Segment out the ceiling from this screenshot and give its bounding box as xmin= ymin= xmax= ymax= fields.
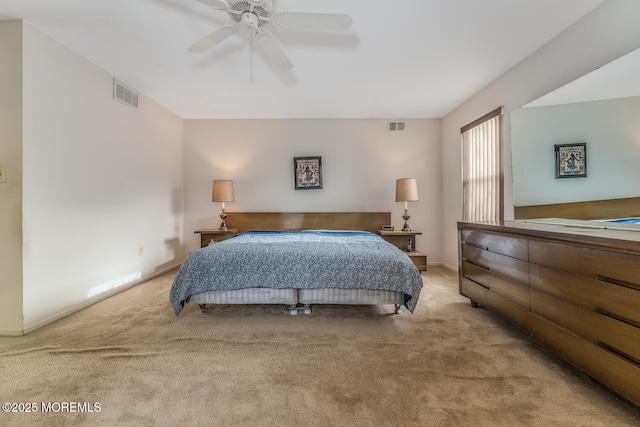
xmin=1 ymin=0 xmax=606 ymax=119
xmin=525 ymin=46 xmax=640 ymax=108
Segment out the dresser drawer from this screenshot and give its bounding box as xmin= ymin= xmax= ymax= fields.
xmin=460 ymin=277 xmax=529 ymax=331
xmin=529 ymin=240 xmax=640 ymax=287
xmin=462 ymin=261 xmax=529 ymax=309
xmin=530 ymin=264 xmax=640 ymax=325
xmin=529 ymin=314 xmax=640 ymax=406
xmin=531 ymin=288 xmax=640 ymax=363
xmin=461 ymin=229 xmax=528 ymax=260
xmin=462 ymin=244 xmax=529 ymax=286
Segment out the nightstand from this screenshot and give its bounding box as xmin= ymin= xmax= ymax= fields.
xmin=377 ymin=230 xmax=427 ymax=271
xmin=195 ymin=229 xmax=239 ymax=248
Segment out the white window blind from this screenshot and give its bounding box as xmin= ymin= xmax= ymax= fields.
xmin=462 ymin=107 xmax=502 ymax=222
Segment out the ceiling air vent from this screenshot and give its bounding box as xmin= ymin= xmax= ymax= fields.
xmin=388 ymin=121 xmax=406 ymax=132
xmin=113 ymin=79 xmax=139 ymax=110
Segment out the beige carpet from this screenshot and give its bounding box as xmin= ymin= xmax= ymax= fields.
xmin=1 ymin=267 xmax=639 ymax=426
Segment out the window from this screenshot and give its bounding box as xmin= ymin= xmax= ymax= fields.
xmin=461 ymin=107 xmax=503 ymax=222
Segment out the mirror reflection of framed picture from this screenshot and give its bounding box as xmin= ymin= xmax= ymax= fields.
xmin=294 ymin=156 xmax=322 ymax=190
xmin=555 ymin=143 xmax=587 ymax=178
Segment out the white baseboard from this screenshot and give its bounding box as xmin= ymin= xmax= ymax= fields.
xmin=22 ymin=264 xmax=181 ymax=335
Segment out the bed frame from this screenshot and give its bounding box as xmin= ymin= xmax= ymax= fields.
xmin=185 ymin=212 xmax=407 ymax=315
xmin=223 ymin=211 xmax=390 ymax=233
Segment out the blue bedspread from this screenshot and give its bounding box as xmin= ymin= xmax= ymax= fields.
xmin=605 ymin=217 xmax=640 ymax=224
xmin=170 ymin=230 xmax=423 ymax=315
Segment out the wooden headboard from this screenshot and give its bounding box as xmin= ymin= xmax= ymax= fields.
xmin=514 ymin=196 xmax=640 ymax=220
xmin=225 ymin=212 xmax=390 ymax=233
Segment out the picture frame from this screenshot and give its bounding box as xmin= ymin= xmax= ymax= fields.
xmin=294 ymin=156 xmax=323 ymax=190
xmin=555 ymin=143 xmax=587 ymax=178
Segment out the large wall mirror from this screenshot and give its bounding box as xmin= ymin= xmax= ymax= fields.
xmin=510 ymin=47 xmax=640 ymax=219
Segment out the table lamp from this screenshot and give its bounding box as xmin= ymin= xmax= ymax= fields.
xmin=212 ymin=180 xmax=234 ymax=231
xmin=395 ymin=178 xmax=419 ymax=231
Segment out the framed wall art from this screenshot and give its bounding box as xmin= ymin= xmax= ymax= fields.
xmin=294 ymin=156 xmax=322 ymax=190
xmin=555 ymin=143 xmax=587 ymax=178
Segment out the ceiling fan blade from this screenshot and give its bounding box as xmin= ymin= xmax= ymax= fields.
xmin=188 ymin=25 xmax=237 ymax=53
xmin=272 ymin=12 xmax=352 ymax=30
xmin=197 ymin=0 xmax=230 ymax=11
xmin=255 ymin=31 xmax=293 ymax=71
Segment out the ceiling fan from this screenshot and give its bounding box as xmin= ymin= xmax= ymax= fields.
xmin=189 ymin=0 xmax=352 ymax=71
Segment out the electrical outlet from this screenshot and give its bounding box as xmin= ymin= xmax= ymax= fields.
xmin=138 ymin=245 xmax=144 ymax=256
xmin=0 ymin=165 xmax=6 ymax=183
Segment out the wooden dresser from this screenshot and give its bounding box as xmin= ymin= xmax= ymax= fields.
xmin=458 ymin=220 xmax=640 ymax=406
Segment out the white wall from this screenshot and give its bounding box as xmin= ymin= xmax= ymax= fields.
xmin=441 ymin=0 xmax=640 ymax=269
xmin=0 ymin=20 xmax=24 ymax=336
xmin=20 ymin=22 xmax=184 ymax=331
xmin=511 ymin=96 xmax=640 ymax=206
xmin=183 ymin=119 xmax=443 ymax=263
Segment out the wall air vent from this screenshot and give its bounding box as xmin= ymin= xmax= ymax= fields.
xmin=388 ymin=121 xmax=406 ymax=132
xmin=113 ymin=79 xmax=139 ymax=110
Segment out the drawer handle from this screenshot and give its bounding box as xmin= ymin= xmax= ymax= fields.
xmin=596 ymin=275 xmax=640 ymax=292
xmin=598 ymin=342 xmax=640 ymax=367
xmin=463 ymin=241 xmax=489 ymax=251
xmin=463 ymin=258 xmax=490 ymax=271
xmin=596 ymin=308 xmax=640 ymax=329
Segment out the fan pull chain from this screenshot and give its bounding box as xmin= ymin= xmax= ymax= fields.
xmin=249 ymin=30 xmax=254 ymax=83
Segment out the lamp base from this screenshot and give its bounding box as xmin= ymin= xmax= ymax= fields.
xmin=219 ymin=210 xmax=228 ymax=231
xmin=402 ymin=209 xmax=411 ymax=231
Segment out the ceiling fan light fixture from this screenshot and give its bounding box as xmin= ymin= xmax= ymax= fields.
xmin=240 ymin=12 xmax=259 ymax=30
xmin=229 ymin=0 xmax=271 ymax=25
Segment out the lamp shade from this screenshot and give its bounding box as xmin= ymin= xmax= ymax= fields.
xmin=395 ymin=178 xmax=419 ymax=202
xmin=212 ymin=180 xmax=235 ymax=202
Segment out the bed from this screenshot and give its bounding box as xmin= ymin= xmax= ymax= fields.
xmin=170 ymin=212 xmax=423 ymax=316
